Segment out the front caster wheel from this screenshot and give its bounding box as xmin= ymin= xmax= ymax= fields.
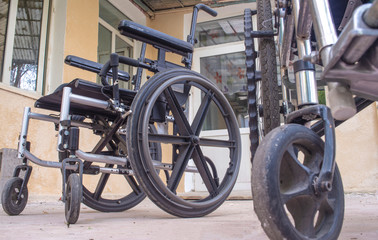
xmin=252 ymin=124 xmax=344 ymax=240
xmin=65 ymin=174 xmax=81 ymax=224
xmin=1 ymin=177 xmax=28 ymax=215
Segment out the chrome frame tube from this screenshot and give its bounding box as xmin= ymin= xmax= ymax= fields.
xmin=57 ymin=87 xmax=72 ymax=151
xmin=57 ymin=87 xmax=110 ymax=151
xmin=29 ymin=112 xmax=93 ymax=129
xmin=75 ymin=150 xmax=127 ymax=166
xmin=70 ymin=93 xmax=109 ymax=109
xmin=18 ymin=107 xmax=31 ymax=159
xmin=296 ymin=0 xmax=312 ymax=39
xmin=309 ymin=0 xmax=356 ymax=120
xmin=278 ymin=15 xmax=290 ymax=114
xmin=292 ymin=0 xmax=318 ymax=105
xmin=23 ymin=150 xmax=77 ymax=170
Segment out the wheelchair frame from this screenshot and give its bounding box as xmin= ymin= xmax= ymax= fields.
xmin=2 ymin=4 xmax=242 ymax=224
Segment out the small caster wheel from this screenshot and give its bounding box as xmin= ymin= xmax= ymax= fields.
xmin=1 ymin=177 xmax=28 ymax=215
xmin=65 ymin=174 xmax=81 ymax=224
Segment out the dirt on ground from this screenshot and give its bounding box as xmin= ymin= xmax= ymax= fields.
xmin=0 ymin=193 xmax=377 ymax=240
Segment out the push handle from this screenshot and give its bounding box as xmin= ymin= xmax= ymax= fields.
xmin=195 ymin=3 xmax=217 ymax=17
xmin=185 ymin=4 xmax=217 ymax=69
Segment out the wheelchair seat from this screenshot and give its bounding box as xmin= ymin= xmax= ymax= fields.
xmin=118 ymin=20 xmax=193 ymax=57
xmin=35 ymin=79 xmax=136 ymax=119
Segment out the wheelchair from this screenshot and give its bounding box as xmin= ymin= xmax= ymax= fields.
xmin=1 ymin=4 xmax=241 ymax=224
xmin=245 ymin=0 xmax=377 ymax=239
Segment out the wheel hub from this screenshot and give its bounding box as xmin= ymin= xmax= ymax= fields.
xmin=190 ymin=135 xmax=200 ymax=145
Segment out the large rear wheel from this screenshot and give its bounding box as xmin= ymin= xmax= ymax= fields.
xmin=127 ymin=69 xmax=241 ymax=217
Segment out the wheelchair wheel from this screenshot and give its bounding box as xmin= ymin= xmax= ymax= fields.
xmin=1 ymin=177 xmax=28 ymax=215
xmin=127 ymin=69 xmax=241 ymax=217
xmin=252 ymin=124 xmax=344 ymax=240
xmin=255 ymin=0 xmax=280 ymax=134
xmin=65 ymin=174 xmax=81 ymax=224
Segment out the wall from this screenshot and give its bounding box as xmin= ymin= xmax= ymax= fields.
xmin=0 ymin=0 xmax=100 ymax=199
xmin=335 ymin=103 xmax=378 ymax=192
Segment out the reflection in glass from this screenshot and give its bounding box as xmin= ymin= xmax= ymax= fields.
xmin=10 ymin=0 xmax=44 ymax=91
xmin=200 ymin=52 xmax=247 ymax=130
xmin=195 ymin=15 xmax=244 ymax=47
xmin=115 ymin=35 xmax=132 ymax=89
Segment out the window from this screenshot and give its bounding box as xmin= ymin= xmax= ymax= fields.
xmin=195 ymin=15 xmax=244 ymax=47
xmin=194 ymin=15 xmax=247 ymax=130
xmin=98 ymin=0 xmax=133 ymax=89
xmin=0 ymin=0 xmax=49 ymax=93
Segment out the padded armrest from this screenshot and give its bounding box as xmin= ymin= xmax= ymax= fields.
xmin=65 ymin=55 xmax=130 ymax=82
xmin=118 ymin=20 xmax=193 ymax=57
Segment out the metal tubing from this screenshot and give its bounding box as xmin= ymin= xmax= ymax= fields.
xmin=364 ymin=0 xmax=378 ymax=28
xmin=292 ymin=0 xmax=318 ymax=105
xmin=309 ymin=0 xmax=356 ymax=120
xmin=57 ymin=87 xmax=72 ymax=151
xmin=296 ymin=0 xmax=312 ymax=39
xmin=75 ymin=150 xmax=127 ymax=166
xmin=23 ymin=150 xmax=77 ymax=170
xmin=70 ymin=93 xmax=109 ymax=110
xmin=280 ymin=13 xmax=295 ymax=68
xmin=342 ymin=3 xmax=378 ymax=64
xmin=29 ymin=112 xmax=93 ymax=129
xmin=18 ymin=107 xmax=31 ymax=159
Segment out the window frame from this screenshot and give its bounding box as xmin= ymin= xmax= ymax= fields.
xmin=1 ymin=0 xmax=50 ymax=95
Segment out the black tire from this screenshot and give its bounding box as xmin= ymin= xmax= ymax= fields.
xmin=252 ymin=124 xmax=344 ymax=240
xmin=65 ymin=174 xmax=81 ymax=224
xmin=127 ymin=69 xmax=241 ymax=217
xmin=256 ymin=0 xmax=280 ymax=134
xmin=1 ymin=177 xmax=28 ymax=215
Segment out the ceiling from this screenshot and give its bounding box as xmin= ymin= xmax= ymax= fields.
xmin=130 ymin=0 xmax=254 ymax=18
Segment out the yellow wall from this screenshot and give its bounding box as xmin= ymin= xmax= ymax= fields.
xmin=335 ymin=103 xmax=378 ymax=192
xmin=0 ymin=0 xmax=100 ymax=198
xmin=63 ymin=0 xmax=99 ymax=83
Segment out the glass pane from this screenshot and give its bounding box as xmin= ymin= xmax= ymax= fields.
xmin=115 ymin=35 xmax=132 ymax=89
xmin=195 ymin=15 xmax=244 ymax=47
xmin=10 ymin=0 xmax=44 ymax=91
xmin=200 ymin=52 xmax=247 ymax=130
xmin=0 ymin=0 xmax=10 ymax=82
xmin=99 ymin=0 xmax=130 ymax=30
xmin=97 ymin=23 xmax=111 ymax=84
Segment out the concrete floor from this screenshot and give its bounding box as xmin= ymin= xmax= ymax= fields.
xmin=0 ymin=193 xmax=377 ymax=240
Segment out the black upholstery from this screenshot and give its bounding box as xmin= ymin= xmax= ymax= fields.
xmin=35 ymin=79 xmax=136 ymax=119
xmin=118 ymin=20 xmax=193 ymax=56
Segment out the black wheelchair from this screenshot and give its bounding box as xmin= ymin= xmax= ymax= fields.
xmin=1 ymin=4 xmax=241 ymax=224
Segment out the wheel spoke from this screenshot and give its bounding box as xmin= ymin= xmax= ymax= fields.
xmin=199 ymin=137 xmax=236 ymax=148
xmin=124 ymin=175 xmax=143 ymax=195
xmin=281 ymin=187 xmax=313 ymax=205
xmin=191 ymin=90 xmax=214 ymax=136
xmin=192 ymin=146 xmax=218 ymax=196
xmin=286 ymin=144 xmax=312 ymax=175
xmin=280 ymin=144 xmax=313 ymax=203
xmin=167 ymin=145 xmax=195 ymax=192
xmin=164 ymin=86 xmax=193 ymax=135
xmin=93 ymin=164 xmax=113 ymax=200
xmin=286 ymin=197 xmax=318 ymax=237
xmin=315 ymin=197 xmax=336 ymax=229
xmin=149 ymin=133 xmax=190 ymax=145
